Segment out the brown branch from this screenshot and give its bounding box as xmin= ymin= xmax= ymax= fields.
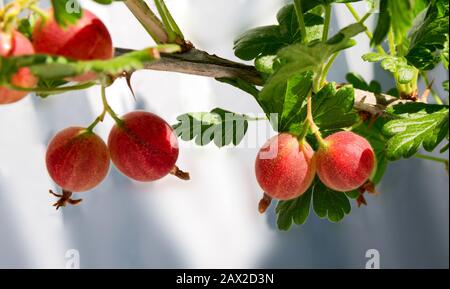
xmin=115 ymin=47 xmax=408 ymax=115
xmin=116 ymin=47 xmax=263 ymax=86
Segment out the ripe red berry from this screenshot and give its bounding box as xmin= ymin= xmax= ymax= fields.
xmin=255 ymin=133 xmax=316 ymax=201
xmin=316 ymin=131 xmax=375 ymax=192
xmin=32 ymin=9 xmax=114 ymax=61
xmin=0 ymin=30 xmax=37 ymax=104
xmin=108 ymin=111 xmax=186 ymax=182
xmin=46 ymin=127 xmax=110 ymax=192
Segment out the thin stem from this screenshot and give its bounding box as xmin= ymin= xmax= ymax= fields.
xmin=294 ymin=0 xmax=308 ymax=44
xmin=322 ymin=4 xmax=331 ymax=42
xmin=154 ymin=0 xmax=184 ymax=41
xmin=86 ymin=107 xmax=107 ymax=132
xmin=8 ymin=82 xmax=96 ymax=94
xmin=306 ymin=90 xmax=326 ymax=147
xmin=388 ymin=28 xmax=396 ymax=56
xmin=101 ymin=86 xmax=123 ymax=126
xmin=28 ymin=5 xmax=48 ymax=20
xmin=420 ymin=71 xmax=443 ymax=105
xmin=154 ymin=0 xmax=177 ymax=43
xmin=320 ymin=52 xmax=340 ymax=86
xmin=415 ymin=153 xmax=449 ymax=172
xmin=124 ymin=0 xmax=168 ymax=44
xmin=344 ymin=3 xmax=385 ymax=54
xmin=360 ymin=11 xmax=371 ymax=23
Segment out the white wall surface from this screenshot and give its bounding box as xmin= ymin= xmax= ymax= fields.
xmin=0 ymin=0 xmax=448 ymax=268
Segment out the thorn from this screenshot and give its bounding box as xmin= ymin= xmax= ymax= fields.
xmin=122 ymin=71 xmax=136 ymax=101
xmin=258 ymin=193 xmax=272 ymax=214
xmin=367 ymin=113 xmax=381 ymax=129
xmin=419 ymin=79 xmax=434 ymax=103
xmin=170 ymin=166 xmax=190 ymax=180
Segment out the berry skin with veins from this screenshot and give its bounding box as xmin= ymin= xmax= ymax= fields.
xmin=46 ymin=127 xmax=110 ymax=193
xmin=316 ymin=131 xmax=375 ymax=192
xmin=0 ymin=31 xmax=37 ymax=105
xmin=108 ymin=111 xmax=187 ymax=182
xmin=255 ymin=133 xmax=316 ymax=201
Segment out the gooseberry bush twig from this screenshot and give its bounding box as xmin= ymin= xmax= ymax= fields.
xmin=0 ymin=0 xmax=448 ymax=231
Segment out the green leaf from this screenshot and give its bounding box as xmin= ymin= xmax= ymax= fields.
xmin=276 ymin=174 xmax=358 ymax=230
xmin=278 ymin=72 xmax=313 ymax=133
xmin=277 ymin=4 xmax=325 ymax=43
xmin=371 ymin=0 xmax=390 ymax=46
xmin=443 ymin=80 xmax=449 ymax=92
xmin=406 ymin=0 xmax=449 ymax=70
xmin=440 ymin=142 xmax=449 ymax=153
xmin=17 ymin=18 xmax=33 ymax=39
xmin=260 ymin=23 xmax=365 ymax=108
xmin=387 ymin=0 xmax=415 ymax=50
xmin=51 ymin=0 xmax=83 ymax=27
xmin=173 ymin=108 xmax=249 ymax=147
xmin=254 ymin=55 xmax=278 ymax=77
xmin=233 ymin=26 xmax=285 ymax=61
xmin=312 ymin=83 xmax=358 ymax=131
xmin=346 ymin=73 xmax=369 ymax=90
xmin=383 ymin=103 xmax=449 ymax=160
xmin=352 ymin=118 xmax=389 ymax=184
xmin=276 ymin=188 xmax=313 ymax=231
xmin=362 ymin=53 xmax=418 ymax=83
xmin=312 ymin=179 xmax=352 ymax=223
xmin=233 ymin=3 xmax=326 ymax=61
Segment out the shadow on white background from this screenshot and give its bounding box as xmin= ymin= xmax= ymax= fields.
xmin=0 ymin=0 xmax=448 ymax=268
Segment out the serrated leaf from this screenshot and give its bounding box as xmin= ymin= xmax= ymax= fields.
xmin=312 ymin=83 xmax=358 ymax=131
xmin=260 ymin=23 xmax=365 ymax=109
xmin=234 ymin=3 xmax=326 ymax=61
xmin=276 ymin=188 xmax=312 ymax=231
xmin=362 ymin=53 xmax=418 ymax=83
xmin=312 ymin=179 xmax=352 ymax=223
xmin=277 ymin=4 xmax=325 ymax=43
xmin=383 ymin=103 xmax=449 ymax=160
xmin=406 ymin=0 xmax=449 ymax=70
xmin=173 ymin=108 xmax=249 ymax=147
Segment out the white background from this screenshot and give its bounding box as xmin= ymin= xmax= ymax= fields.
xmin=0 ymin=0 xmax=448 ymax=268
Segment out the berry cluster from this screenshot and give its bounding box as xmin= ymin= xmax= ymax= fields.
xmin=0 ymin=8 xmax=188 ymax=208
xmin=255 ymin=131 xmax=375 ymax=204
xmin=46 ymin=111 xmax=187 ymax=209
